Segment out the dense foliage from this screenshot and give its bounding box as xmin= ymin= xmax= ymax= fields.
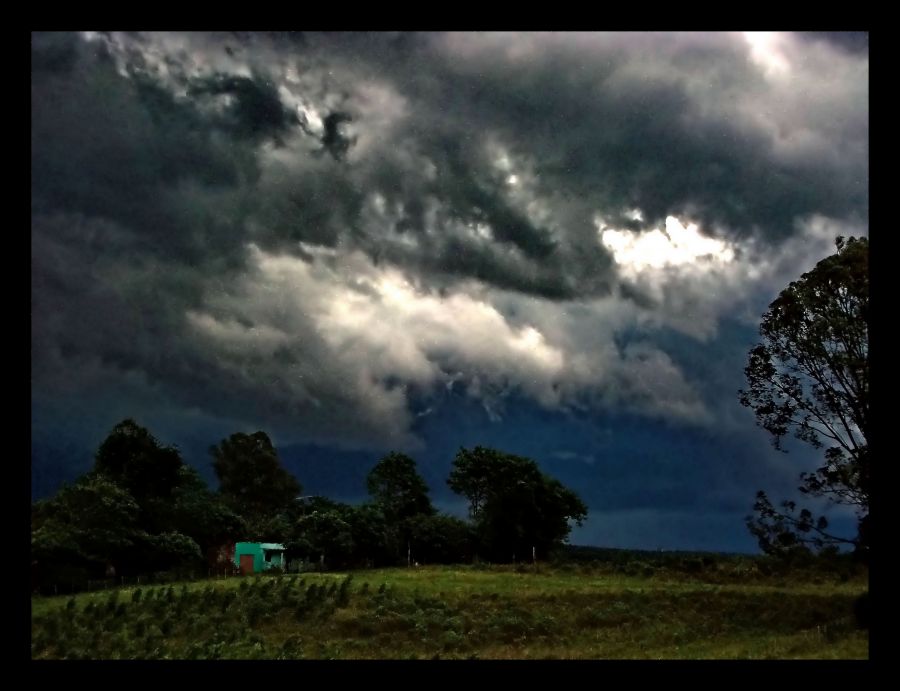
xmin=739 ymin=237 xmax=869 ymax=558
xmin=33 ymin=421 xmax=588 ymax=591
xmin=448 ymin=446 xmax=588 ymax=562
xmin=210 ymin=431 xmax=302 ymax=522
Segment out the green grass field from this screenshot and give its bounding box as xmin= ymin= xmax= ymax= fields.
xmin=30 ymin=563 xmax=868 ymax=659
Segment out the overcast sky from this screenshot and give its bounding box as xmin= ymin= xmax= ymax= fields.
xmin=31 ymin=31 xmax=868 ymax=552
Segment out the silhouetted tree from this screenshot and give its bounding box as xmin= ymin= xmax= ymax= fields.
xmin=34 ymin=422 xmax=237 ymax=586
xmin=131 ymin=531 xmax=203 ymax=576
xmin=448 ymin=446 xmax=588 ymax=562
xmin=406 ymin=514 xmax=474 ymax=565
xmin=739 ymin=236 xmax=868 ymax=558
xmin=367 ymin=452 xmax=435 ymax=522
xmin=32 ymin=474 xmax=143 ymax=585
xmin=346 ymin=503 xmax=394 ymax=567
xmin=169 ymin=465 xmax=246 ymax=560
xmin=94 ymin=419 xmax=183 ymax=513
xmin=288 ymin=509 xmax=355 ymax=569
xmin=210 ymin=431 xmax=301 ymax=526
xmin=366 ymin=452 xmax=435 ymax=564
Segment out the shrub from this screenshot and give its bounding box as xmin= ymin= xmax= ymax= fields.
xmin=306 ymin=583 xmax=320 ymax=602
xmin=244 ymin=598 xmax=266 ymax=627
xmin=281 ymin=635 xmax=302 ymax=658
xmin=337 ymin=575 xmax=353 ymax=607
xmin=682 ymin=559 xmax=704 ymax=573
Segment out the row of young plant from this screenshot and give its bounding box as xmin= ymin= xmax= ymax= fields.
xmin=33 ymin=573 xmax=480 ymax=660
xmin=32 ymin=569 xmax=867 ymax=660
xmin=31 ymin=573 xmax=600 ymax=659
xmin=32 ymin=574 xmax=358 ymax=659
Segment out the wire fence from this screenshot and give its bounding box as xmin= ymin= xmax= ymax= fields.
xmin=32 ymin=558 xmax=335 ymax=597
xmin=32 ymin=564 xmax=249 ymax=597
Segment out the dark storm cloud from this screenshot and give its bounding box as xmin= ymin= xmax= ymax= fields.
xmin=187 ymin=72 xmax=297 ymax=143
xmin=798 ymin=31 xmax=869 ymax=54
xmin=319 ymin=111 xmax=356 ymax=160
xmin=294 ymin=31 xmax=866 ymax=242
xmin=31 ymin=37 xmax=259 ymax=269
xmin=31 ymin=30 xmax=867 ymax=460
xmin=31 ymin=31 xmax=81 ymax=73
xmin=32 ymin=30 xmax=869 ymax=281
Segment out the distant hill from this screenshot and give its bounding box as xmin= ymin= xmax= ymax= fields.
xmin=558 ymin=544 xmax=753 ymax=563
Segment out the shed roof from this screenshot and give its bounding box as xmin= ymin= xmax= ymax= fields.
xmin=258 ymin=543 xmax=286 ymax=551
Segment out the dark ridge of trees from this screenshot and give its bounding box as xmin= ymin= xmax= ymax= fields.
xmin=32 ymin=420 xmax=589 ymax=592
xmin=31 ymin=419 xmax=587 ymax=589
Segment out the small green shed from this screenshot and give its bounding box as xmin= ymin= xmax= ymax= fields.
xmin=234 ymin=542 xmax=286 ymax=574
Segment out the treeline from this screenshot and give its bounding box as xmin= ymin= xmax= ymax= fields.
xmin=31 ymin=419 xmax=587 ymax=592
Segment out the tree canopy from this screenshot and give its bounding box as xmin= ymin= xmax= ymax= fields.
xmin=32 ymin=474 xmax=142 ymax=569
xmin=168 ymin=465 xmax=246 ymax=559
xmin=739 ymin=236 xmax=868 ymax=557
xmin=448 ymin=446 xmax=588 ymax=562
xmin=210 ymin=431 xmax=302 ymax=522
xmin=94 ymin=418 xmax=183 ymax=505
xmin=366 ymin=452 xmax=435 ymax=523
xmin=364 ymin=452 xmax=435 ymax=564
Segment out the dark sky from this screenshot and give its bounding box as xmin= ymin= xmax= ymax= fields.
xmin=31 ymin=31 xmax=868 ymax=553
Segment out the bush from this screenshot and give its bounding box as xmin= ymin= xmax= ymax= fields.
xmin=244 ymin=598 xmax=266 ymax=627
xmin=337 ymin=575 xmax=353 ymax=607
xmin=682 ymin=559 xmax=704 ymax=573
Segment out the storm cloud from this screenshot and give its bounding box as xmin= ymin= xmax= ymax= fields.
xmin=31 ymin=32 xmax=867 ymax=550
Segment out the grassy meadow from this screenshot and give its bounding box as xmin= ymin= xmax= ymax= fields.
xmin=31 ymin=555 xmax=868 ymax=660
